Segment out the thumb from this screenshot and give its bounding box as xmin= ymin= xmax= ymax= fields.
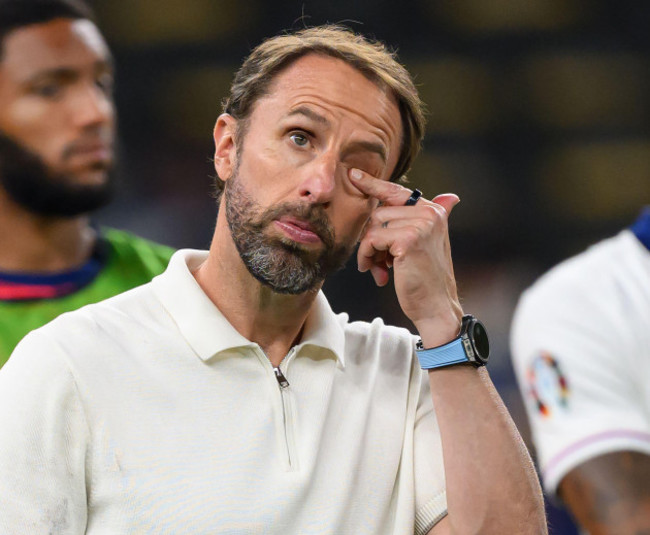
xmin=432 ymin=193 xmax=460 ymax=216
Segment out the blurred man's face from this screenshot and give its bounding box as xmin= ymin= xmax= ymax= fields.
xmin=0 ymin=17 xmax=115 ymax=216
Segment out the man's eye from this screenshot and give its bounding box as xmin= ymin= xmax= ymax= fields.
xmin=33 ymin=83 xmax=62 ymax=98
xmin=96 ymin=74 xmax=114 ymax=94
xmin=289 ymin=132 xmax=309 ymax=147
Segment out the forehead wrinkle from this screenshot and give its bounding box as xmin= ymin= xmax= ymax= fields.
xmin=270 ymin=66 xmax=398 ymax=133
xmin=254 ymin=55 xmax=402 ymax=168
xmin=286 ymin=106 xmax=330 ymax=126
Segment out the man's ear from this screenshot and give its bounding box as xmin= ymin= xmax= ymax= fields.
xmin=213 ymin=113 xmax=238 ymax=182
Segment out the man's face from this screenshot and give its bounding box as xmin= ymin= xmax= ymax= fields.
xmin=219 ymin=54 xmax=403 ymax=294
xmin=0 ymin=18 xmax=115 ymax=216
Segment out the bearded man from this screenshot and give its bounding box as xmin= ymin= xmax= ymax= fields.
xmin=0 ymin=0 xmax=173 ymax=365
xmin=0 ymin=25 xmax=546 ymax=534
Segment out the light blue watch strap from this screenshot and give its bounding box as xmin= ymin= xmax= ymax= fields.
xmin=416 ymin=338 xmax=468 ymax=369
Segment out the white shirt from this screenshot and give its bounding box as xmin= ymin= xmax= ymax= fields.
xmin=511 ymin=228 xmax=650 ymax=495
xmin=0 ymin=249 xmax=447 ymax=534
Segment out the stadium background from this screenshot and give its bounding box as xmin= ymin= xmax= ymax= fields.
xmin=90 ymin=1 xmax=650 ymax=532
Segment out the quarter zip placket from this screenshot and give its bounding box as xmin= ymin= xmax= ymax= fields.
xmin=254 ymin=346 xmax=299 ymax=471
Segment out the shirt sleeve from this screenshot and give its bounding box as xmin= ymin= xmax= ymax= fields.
xmin=412 ymin=362 xmax=448 ymax=534
xmin=0 ymin=331 xmax=89 ymax=533
xmin=510 ymin=271 xmax=650 ymax=496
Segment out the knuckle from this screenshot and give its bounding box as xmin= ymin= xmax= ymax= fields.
xmin=369 ymin=211 xmax=384 ymax=227
xmin=422 ymin=218 xmax=435 ymax=232
xmin=364 ymin=227 xmax=377 ymax=242
xmin=425 ymin=204 xmax=449 ymax=229
xmin=428 ymin=203 xmax=445 ymax=219
xmin=358 ymin=241 xmax=372 ymax=256
xmin=404 ymin=227 xmax=420 ymax=244
xmin=415 ymin=225 xmax=430 ymax=242
xmin=423 ymin=204 xmax=439 ymax=218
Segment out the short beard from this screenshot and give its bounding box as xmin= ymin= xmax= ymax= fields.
xmin=224 ymin=173 xmax=352 ymax=295
xmin=0 ymin=131 xmax=115 ymax=217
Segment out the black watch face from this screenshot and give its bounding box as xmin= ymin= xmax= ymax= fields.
xmin=471 ymin=321 xmax=490 ymax=361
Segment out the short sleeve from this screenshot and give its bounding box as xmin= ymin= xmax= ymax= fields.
xmin=412 ymin=363 xmax=447 ymax=534
xmin=0 ymin=331 xmax=89 ymax=533
xmin=510 ymin=263 xmax=650 ymax=495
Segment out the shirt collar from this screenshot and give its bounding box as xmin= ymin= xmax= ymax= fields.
xmin=0 ymin=234 xmax=109 ymax=301
xmin=151 ymin=249 xmax=345 ymax=366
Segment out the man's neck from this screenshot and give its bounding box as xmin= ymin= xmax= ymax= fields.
xmin=194 ymin=210 xmax=320 ymax=368
xmin=0 ymin=191 xmax=96 ymax=273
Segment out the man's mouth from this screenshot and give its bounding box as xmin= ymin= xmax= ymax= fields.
xmin=64 ymin=139 xmax=113 ymax=165
xmin=274 ymin=216 xmax=323 ymax=244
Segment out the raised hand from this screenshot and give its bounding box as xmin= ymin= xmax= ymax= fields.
xmin=350 ymin=168 xmax=463 ymax=344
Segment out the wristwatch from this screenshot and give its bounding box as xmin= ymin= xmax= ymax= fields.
xmin=416 ymin=314 xmax=490 ymax=369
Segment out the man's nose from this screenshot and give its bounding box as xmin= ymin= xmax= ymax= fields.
xmin=299 ymin=152 xmax=338 ymax=204
xmin=71 ymin=83 xmax=114 ymax=129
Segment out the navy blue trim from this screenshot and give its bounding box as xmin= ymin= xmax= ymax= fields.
xmin=630 ymin=206 xmax=650 ymax=252
xmin=0 ymin=235 xmax=109 ymax=288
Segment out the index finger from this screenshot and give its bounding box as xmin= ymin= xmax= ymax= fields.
xmin=349 ymin=168 xmax=413 ymax=206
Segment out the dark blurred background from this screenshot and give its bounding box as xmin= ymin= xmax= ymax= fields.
xmin=92 ymin=1 xmax=650 ymax=532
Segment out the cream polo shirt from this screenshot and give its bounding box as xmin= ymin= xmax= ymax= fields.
xmin=0 ymin=250 xmax=447 ymax=535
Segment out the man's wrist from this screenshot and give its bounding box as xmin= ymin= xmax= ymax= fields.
xmin=416 ymin=314 xmax=490 ymax=370
xmin=413 ymin=313 xmax=463 ymax=349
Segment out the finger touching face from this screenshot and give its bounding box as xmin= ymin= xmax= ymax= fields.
xmin=349 ymin=167 xmax=413 ymax=206
xmin=350 ymin=166 xmax=461 ymax=286
xmin=349 ymin=167 xmax=460 ymax=214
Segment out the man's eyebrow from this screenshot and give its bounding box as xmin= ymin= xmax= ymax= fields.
xmin=24 ymin=67 xmax=77 ymax=84
xmin=286 ymin=106 xmax=330 ymax=126
xmin=25 ymin=59 xmax=113 ymax=84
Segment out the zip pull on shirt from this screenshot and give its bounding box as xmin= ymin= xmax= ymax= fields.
xmin=274 ymin=366 xmax=290 ymax=388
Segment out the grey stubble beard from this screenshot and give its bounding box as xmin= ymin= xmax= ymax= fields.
xmin=224 ymin=172 xmax=352 ymax=295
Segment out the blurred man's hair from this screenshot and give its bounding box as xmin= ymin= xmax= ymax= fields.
xmin=0 ymin=0 xmax=95 ymax=59
xmin=219 ymin=25 xmax=425 ymax=193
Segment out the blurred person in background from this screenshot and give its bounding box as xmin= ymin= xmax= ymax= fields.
xmin=0 ymin=0 xmax=173 ymax=366
xmin=0 ymin=25 xmax=547 ymax=533
xmin=511 ymin=207 xmax=650 ymax=534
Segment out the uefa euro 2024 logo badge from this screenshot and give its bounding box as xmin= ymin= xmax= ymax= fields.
xmin=526 ymin=352 xmax=570 ymax=418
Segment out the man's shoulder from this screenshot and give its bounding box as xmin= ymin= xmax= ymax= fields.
xmin=3 ymin=281 xmax=170 ymax=401
xmin=102 ymin=227 xmax=175 ymax=270
xmin=32 ymin=280 xmax=162 ymax=349
xmin=512 ymin=229 xmax=649 ymax=360
xmin=521 ymin=230 xmax=641 ymax=310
